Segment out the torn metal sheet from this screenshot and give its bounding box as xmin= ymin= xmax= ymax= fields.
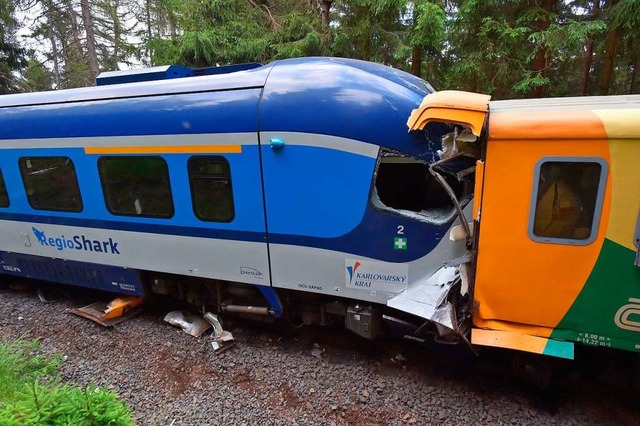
xmin=406 ymin=90 xmax=491 ymax=136
xmin=204 ymin=312 xmax=235 ymax=352
xmin=70 ymin=301 xmax=142 ymax=327
xmin=438 ymin=128 xmax=479 ymax=161
xmin=387 ymin=267 xmax=460 ymax=333
xmin=164 ymin=310 xmax=211 ymax=337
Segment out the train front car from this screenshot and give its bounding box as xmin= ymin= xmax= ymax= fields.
xmin=0 ymin=57 xmax=473 ymax=343
xmin=259 ymin=58 xmax=474 ymax=340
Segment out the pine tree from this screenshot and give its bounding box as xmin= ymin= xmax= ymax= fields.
xmin=0 ymin=0 xmax=27 ymax=94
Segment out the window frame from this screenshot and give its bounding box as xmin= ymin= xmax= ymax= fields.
xmin=528 ymin=156 xmax=608 ymax=246
xmin=18 ymin=156 xmax=83 ymax=213
xmin=97 ymin=155 xmax=175 ymax=219
xmin=187 ymin=155 xmax=235 ymax=223
xmin=0 ymin=167 xmax=9 ymax=208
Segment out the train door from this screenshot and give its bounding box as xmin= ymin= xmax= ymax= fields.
xmin=258 ymin=130 xmax=380 ymax=299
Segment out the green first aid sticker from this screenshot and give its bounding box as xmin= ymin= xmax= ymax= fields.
xmin=394 ymin=237 xmax=407 ymax=250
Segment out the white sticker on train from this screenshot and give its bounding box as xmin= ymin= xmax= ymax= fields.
xmin=345 ymin=259 xmax=408 ymax=291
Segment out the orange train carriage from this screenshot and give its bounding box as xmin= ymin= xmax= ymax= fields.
xmin=409 ymin=91 xmax=640 ymax=359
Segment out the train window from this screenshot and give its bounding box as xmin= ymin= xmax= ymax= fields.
xmin=529 ymin=157 xmax=608 ymax=245
xmin=188 ymin=156 xmax=234 ymax=222
xmin=372 ymin=151 xmax=470 ymax=225
xmin=19 ymin=157 xmax=83 ymax=212
xmin=98 ymin=156 xmax=174 ymax=218
xmin=0 ymin=168 xmax=8 ymax=207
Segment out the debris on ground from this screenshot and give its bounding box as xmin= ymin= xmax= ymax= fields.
xmin=164 ymin=310 xmax=211 ymax=337
xmin=71 ymin=296 xmax=144 ymax=326
xmin=204 ymin=312 xmax=235 ymax=352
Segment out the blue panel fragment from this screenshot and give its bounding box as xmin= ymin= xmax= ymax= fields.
xmin=96 ymin=65 xmax=193 ymax=86
xmin=194 ymin=63 xmax=262 ymax=76
xmin=0 ymin=251 xmax=143 ymax=296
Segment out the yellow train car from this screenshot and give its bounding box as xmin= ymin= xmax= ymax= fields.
xmin=409 ymin=92 xmax=640 ymax=359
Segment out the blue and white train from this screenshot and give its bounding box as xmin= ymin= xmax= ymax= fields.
xmin=0 ymin=57 xmax=470 ymax=339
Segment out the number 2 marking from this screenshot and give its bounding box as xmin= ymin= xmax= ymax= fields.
xmin=397 ymin=225 xmax=404 ymax=235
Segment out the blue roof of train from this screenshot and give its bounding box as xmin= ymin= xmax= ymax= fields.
xmin=0 ymin=57 xmax=431 ymax=108
xmin=0 ymin=57 xmax=439 ymax=158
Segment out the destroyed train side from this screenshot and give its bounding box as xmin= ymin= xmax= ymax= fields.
xmin=0 ymin=58 xmax=471 ymax=341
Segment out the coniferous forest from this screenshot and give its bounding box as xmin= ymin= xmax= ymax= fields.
xmin=1 ymin=1 xmax=639 ymax=99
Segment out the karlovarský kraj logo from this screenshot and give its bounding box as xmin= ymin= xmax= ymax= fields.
xmin=32 ymin=227 xmax=120 ymax=255
xmin=345 ymin=259 xmax=408 ymax=291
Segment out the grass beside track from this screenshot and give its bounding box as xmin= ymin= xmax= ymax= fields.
xmin=0 ymin=337 xmax=134 ymax=426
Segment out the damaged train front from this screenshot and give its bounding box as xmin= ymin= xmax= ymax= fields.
xmin=385 ymin=90 xmax=491 ymax=349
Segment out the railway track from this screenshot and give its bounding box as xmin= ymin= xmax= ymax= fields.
xmin=0 ymin=280 xmax=638 ymax=425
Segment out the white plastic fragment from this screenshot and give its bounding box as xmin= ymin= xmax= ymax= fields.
xmin=163 ymin=310 xmax=211 ymax=337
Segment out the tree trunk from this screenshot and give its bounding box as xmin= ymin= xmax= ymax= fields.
xmin=412 ymin=45 xmax=422 ymax=78
xmin=80 ymin=0 xmax=99 ymax=85
xmin=45 ymin=1 xmax=60 ymax=88
xmin=146 ymin=0 xmax=153 ymax=63
xmin=111 ymin=0 xmax=121 ymax=71
xmin=581 ymin=0 xmax=600 ymax=95
xmin=411 ymin=4 xmax=421 ymax=78
xmin=631 ymin=36 xmax=640 ymax=94
xmin=319 ymin=1 xmax=332 ymax=31
xmin=531 ymin=0 xmax=555 ymax=98
xmin=67 ymin=1 xmax=84 ymax=59
xmin=598 ymin=27 xmax=619 ymax=95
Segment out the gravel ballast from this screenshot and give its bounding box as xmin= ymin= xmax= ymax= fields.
xmin=0 ymin=285 xmax=638 ymax=425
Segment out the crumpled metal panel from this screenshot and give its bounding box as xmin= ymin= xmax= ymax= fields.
xmin=387 ymin=266 xmax=459 ymax=332
xmin=164 ymin=311 xmax=211 ymax=337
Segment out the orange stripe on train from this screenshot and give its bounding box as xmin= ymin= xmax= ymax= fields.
xmin=84 ymin=145 xmax=243 ymax=155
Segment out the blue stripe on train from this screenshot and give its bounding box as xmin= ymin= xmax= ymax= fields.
xmin=0 ymin=251 xmax=144 ymax=295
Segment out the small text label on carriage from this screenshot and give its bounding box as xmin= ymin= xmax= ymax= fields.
xmin=31 ymin=227 xmax=120 ymax=255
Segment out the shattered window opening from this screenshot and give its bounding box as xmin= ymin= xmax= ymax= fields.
xmin=372 ymin=150 xmax=472 ymax=225
xmin=530 ymin=157 xmax=607 ymax=245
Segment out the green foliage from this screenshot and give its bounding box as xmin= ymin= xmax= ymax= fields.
xmin=0 ymin=338 xmax=134 ymax=426
xmin=0 ymin=382 xmax=134 ymax=426
xmin=144 ymin=0 xmax=325 ymax=67
xmin=0 ymin=0 xmax=26 ymax=94
xmin=20 ymin=57 xmax=55 ymax=92
xmin=10 ymin=0 xmax=640 ymax=96
xmin=412 ymin=2 xmax=445 ymax=51
xmin=0 ymin=338 xmax=59 ymax=401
